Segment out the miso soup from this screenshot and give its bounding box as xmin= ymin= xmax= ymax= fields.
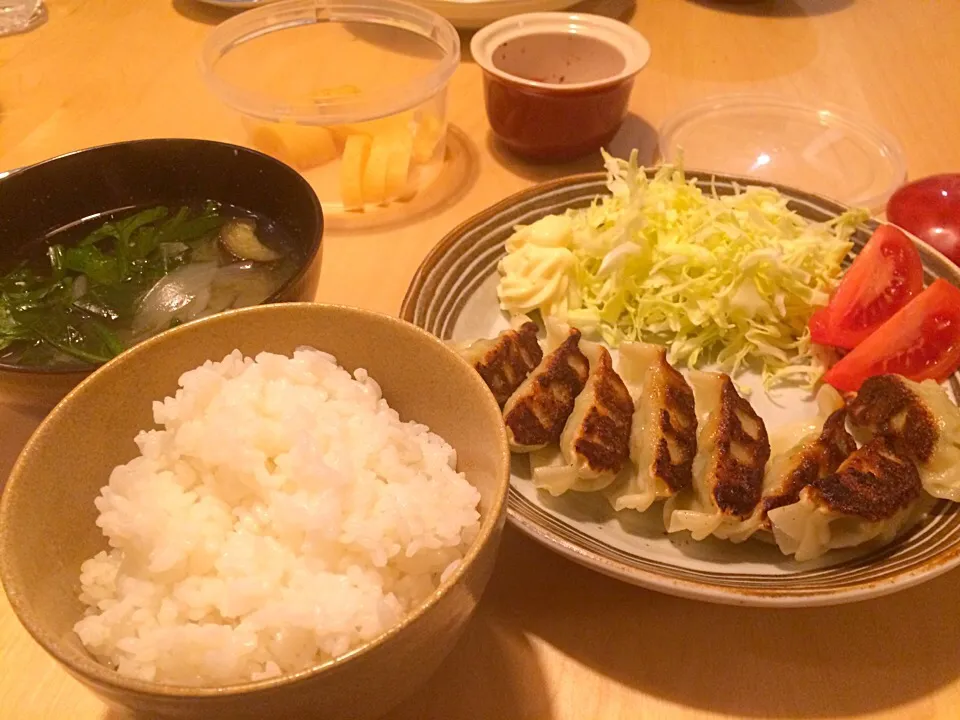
xmin=0 ymin=201 xmax=299 ymax=369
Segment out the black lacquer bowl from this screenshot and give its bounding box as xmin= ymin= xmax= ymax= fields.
xmin=0 ymin=138 xmax=323 ymax=410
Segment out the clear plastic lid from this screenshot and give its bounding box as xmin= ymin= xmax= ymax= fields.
xmin=658 ymin=95 xmax=907 ymax=212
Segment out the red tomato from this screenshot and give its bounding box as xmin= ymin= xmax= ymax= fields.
xmin=809 ymin=225 xmax=924 ymax=350
xmin=887 ymin=174 xmax=960 ymax=266
xmin=823 ymin=279 xmax=960 ymax=392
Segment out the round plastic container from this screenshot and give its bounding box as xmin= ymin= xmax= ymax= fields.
xmin=201 ymin=0 xmax=459 ymax=214
xmin=659 ymin=95 xmax=907 ymax=212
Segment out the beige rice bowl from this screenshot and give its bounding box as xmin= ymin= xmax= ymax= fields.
xmin=73 ymin=348 xmax=482 ymax=686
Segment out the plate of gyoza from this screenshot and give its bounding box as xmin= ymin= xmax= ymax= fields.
xmin=402 ymin=154 xmax=960 ymax=606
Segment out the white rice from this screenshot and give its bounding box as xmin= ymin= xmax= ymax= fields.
xmin=73 ymin=348 xmax=481 ymax=687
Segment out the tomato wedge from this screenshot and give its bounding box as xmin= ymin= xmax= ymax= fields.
xmin=809 ymin=225 xmax=924 ymax=350
xmin=823 ymin=279 xmax=960 ymax=392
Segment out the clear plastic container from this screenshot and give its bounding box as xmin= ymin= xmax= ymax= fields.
xmin=0 ymin=0 xmax=43 ymax=36
xmin=201 ymin=0 xmax=459 ymax=214
xmin=659 ymin=95 xmax=907 ymax=212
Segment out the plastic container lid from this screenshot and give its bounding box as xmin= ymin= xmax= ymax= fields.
xmin=658 ymin=95 xmax=907 ymax=212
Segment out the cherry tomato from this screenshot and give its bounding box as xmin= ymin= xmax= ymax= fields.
xmin=809 ymin=225 xmax=923 ymax=350
xmin=887 ymin=174 xmax=960 ymax=266
xmin=823 ymin=279 xmax=960 ymax=392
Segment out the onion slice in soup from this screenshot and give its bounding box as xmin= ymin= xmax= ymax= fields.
xmin=132 ymin=262 xmax=218 ymax=336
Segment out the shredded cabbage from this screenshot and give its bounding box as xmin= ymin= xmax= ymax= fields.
xmin=496 ymin=150 xmax=869 ymax=389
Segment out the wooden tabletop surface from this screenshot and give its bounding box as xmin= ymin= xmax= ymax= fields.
xmin=3 ymin=0 xmax=960 ymax=718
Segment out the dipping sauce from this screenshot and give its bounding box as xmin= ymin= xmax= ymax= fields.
xmin=491 ymin=32 xmax=626 ymax=86
xmin=471 ymin=13 xmax=651 ymax=163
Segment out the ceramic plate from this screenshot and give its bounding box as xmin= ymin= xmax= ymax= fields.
xmin=197 ymin=0 xmax=575 ymax=26
xmin=413 ymin=0 xmax=579 ymax=29
xmin=401 ymin=171 xmax=960 ymax=607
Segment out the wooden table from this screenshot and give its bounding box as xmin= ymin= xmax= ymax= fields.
xmin=3 ymin=1 xmax=960 ymax=717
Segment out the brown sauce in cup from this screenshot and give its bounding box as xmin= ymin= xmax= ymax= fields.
xmin=491 ymin=32 xmax=626 ymax=86
xmin=483 ymin=32 xmax=633 ymax=162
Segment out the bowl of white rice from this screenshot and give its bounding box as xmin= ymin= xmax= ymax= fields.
xmin=0 ymin=303 xmax=510 ymax=720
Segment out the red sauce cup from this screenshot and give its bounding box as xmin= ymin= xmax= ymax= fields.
xmin=471 ymin=13 xmax=650 ymax=163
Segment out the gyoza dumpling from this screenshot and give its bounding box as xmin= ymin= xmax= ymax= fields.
xmin=604 ymin=342 xmax=697 ymax=513
xmin=559 ymin=344 xmax=634 ymax=484
xmin=532 ymin=342 xmax=633 ymax=496
xmin=768 ymin=437 xmax=924 ymax=562
xmin=663 ymin=371 xmax=770 ymax=542
xmin=502 ymin=326 xmax=589 ymax=453
xmin=454 ymin=318 xmax=543 ymax=406
xmin=759 ymin=386 xmax=857 ymax=528
xmin=848 ymin=374 xmax=960 ymax=502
